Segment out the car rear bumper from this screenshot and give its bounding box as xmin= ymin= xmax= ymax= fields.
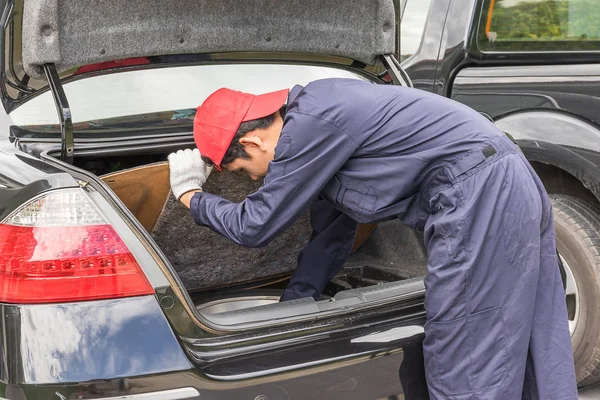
xmin=0 ymin=295 xmax=191 ymax=385
xmin=0 ymin=387 xmax=200 ymax=400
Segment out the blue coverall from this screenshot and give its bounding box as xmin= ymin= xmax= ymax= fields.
xmin=190 ymin=78 xmax=577 ymax=399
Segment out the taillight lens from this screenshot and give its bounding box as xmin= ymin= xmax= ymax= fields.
xmin=0 ymin=190 xmax=154 ymax=303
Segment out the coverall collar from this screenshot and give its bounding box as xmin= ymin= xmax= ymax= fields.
xmin=287 ymin=84 xmax=305 ymax=107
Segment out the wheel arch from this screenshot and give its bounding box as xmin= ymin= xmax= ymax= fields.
xmin=495 ymin=110 xmax=600 ymax=207
xmin=529 ymin=161 xmax=600 ymax=209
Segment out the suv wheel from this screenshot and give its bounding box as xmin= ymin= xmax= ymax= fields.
xmin=551 ymin=195 xmax=600 ymax=387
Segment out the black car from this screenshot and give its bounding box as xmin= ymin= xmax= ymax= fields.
xmin=400 ymin=0 xmax=600 ymax=389
xmin=0 ymin=0 xmax=435 ymax=398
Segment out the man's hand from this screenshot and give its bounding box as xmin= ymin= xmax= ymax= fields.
xmin=168 ymin=148 xmax=213 ymax=201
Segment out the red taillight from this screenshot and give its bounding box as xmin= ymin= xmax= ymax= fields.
xmin=0 ymin=190 xmax=153 ymax=303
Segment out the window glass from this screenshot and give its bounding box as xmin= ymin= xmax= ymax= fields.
xmin=10 ymin=64 xmax=366 ymax=128
xmin=400 ymin=0 xmax=433 ymax=62
xmin=478 ymin=0 xmax=600 ymax=52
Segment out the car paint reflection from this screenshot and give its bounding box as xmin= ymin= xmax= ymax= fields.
xmin=13 ymin=295 xmax=191 ymax=383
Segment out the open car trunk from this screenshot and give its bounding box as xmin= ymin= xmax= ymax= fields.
xmin=94 ymin=158 xmax=428 ymax=313
xmin=6 ymin=0 xmax=423 ymax=326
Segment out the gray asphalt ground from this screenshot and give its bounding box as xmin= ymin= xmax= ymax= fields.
xmin=580 ymin=384 xmax=600 ymax=399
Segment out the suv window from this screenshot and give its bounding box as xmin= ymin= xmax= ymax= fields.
xmin=478 ymin=0 xmax=600 ymax=52
xmin=400 ymin=0 xmax=433 ymax=62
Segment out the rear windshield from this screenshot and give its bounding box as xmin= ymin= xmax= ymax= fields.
xmin=478 ymin=0 xmax=600 ymax=52
xmin=10 ymin=64 xmax=367 ymax=132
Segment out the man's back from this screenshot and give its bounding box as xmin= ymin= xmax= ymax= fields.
xmin=284 ymin=78 xmax=504 ymax=223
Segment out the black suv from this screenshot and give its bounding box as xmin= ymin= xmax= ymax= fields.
xmin=399 ymin=0 xmax=600 ymax=388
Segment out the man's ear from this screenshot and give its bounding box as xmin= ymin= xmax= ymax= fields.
xmin=239 ymin=135 xmax=267 ymax=151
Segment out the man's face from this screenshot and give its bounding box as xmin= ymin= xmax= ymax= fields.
xmin=223 ymin=151 xmax=272 ymax=181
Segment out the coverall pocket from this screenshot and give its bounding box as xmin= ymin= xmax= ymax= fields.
xmin=500 ymin=181 xmax=541 ymax=272
xmin=324 ymin=175 xmax=377 ymax=218
xmin=430 ymin=306 xmax=508 ymax=395
xmin=339 ymin=187 xmax=365 ymax=211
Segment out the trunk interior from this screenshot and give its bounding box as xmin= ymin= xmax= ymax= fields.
xmin=77 ymin=153 xmax=428 ymax=317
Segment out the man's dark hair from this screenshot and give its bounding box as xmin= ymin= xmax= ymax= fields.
xmin=213 ymin=106 xmax=286 ymax=166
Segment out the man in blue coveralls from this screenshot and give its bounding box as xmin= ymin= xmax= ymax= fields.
xmin=168 ymin=78 xmax=577 ymax=399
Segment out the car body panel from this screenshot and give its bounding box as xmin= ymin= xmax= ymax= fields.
xmin=0 ymin=350 xmax=416 ymax=399
xmin=0 ymin=295 xmax=192 ymax=385
xmin=452 ymin=65 xmax=600 ymax=132
xmin=451 ymin=64 xmax=600 ymax=198
xmin=400 ymin=0 xmax=600 ymax=388
xmin=0 ymin=142 xmax=69 ymax=189
xmin=0 ymin=287 xmax=426 ymax=397
xmin=0 ymin=140 xmax=78 ymax=220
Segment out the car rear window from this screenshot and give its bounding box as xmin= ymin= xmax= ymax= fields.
xmin=477 ymin=0 xmax=600 ymax=52
xmin=9 ymin=64 xmax=367 ymax=129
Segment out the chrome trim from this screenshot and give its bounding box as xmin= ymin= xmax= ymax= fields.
xmin=197 ymin=295 xmax=281 ymax=314
xmin=80 ymin=388 xmax=200 ymax=400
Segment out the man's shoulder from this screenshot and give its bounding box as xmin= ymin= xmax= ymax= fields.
xmin=304 ymin=77 xmax=369 ymax=93
xmin=287 ymin=78 xmax=368 ymax=114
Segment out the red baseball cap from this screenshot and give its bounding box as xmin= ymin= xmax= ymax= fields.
xmin=194 ymin=87 xmax=289 ymax=169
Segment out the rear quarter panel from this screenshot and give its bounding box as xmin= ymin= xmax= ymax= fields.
xmin=451 ymin=64 xmax=600 ymax=127
xmin=451 ymin=64 xmax=600 ymax=201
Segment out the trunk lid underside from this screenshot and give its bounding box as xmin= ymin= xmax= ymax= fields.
xmin=2 ymin=0 xmax=396 ymax=113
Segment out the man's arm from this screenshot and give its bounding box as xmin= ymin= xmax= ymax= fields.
xmin=180 ymin=190 xmax=200 ymax=208
xmin=190 ymin=112 xmax=361 ymax=248
xmin=280 ymin=197 xmax=358 ymax=301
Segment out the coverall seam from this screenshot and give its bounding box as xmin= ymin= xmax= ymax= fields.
xmin=275 ymin=136 xmax=292 ymax=176
xmin=456 ymin=184 xmax=471 ymax=379
xmin=436 ymin=185 xmax=473 ymax=395
xmin=423 ymin=145 xmax=481 ymax=183
xmin=454 ymin=148 xmax=518 ymax=184
xmin=292 ymin=110 xmax=360 ymax=146
xmin=495 ymin=307 xmax=510 ymax=390
xmin=426 ymin=151 xmax=515 ymax=203
xmin=421 ymin=134 xmax=520 ymax=207
xmin=190 ymin=191 xmax=207 ymax=226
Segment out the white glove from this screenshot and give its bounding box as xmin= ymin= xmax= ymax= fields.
xmin=168 ymin=149 xmax=213 ymax=200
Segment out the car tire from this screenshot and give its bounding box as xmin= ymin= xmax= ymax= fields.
xmin=551 ymin=194 xmax=600 ymax=387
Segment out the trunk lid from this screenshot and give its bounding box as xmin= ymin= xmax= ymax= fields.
xmin=1 ymin=0 xmax=398 ymax=113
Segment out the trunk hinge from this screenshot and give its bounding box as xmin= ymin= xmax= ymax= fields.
xmin=43 ymin=63 xmax=74 ymax=164
xmin=380 ymin=54 xmax=413 ymax=88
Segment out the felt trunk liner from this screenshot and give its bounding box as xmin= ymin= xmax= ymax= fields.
xmin=151 ymin=194 xmax=312 ymax=292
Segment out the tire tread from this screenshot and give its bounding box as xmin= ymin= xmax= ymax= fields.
xmin=550 ymin=195 xmax=600 ymax=387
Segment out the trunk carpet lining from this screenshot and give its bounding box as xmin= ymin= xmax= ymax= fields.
xmin=151 ymin=171 xmax=312 ymax=291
